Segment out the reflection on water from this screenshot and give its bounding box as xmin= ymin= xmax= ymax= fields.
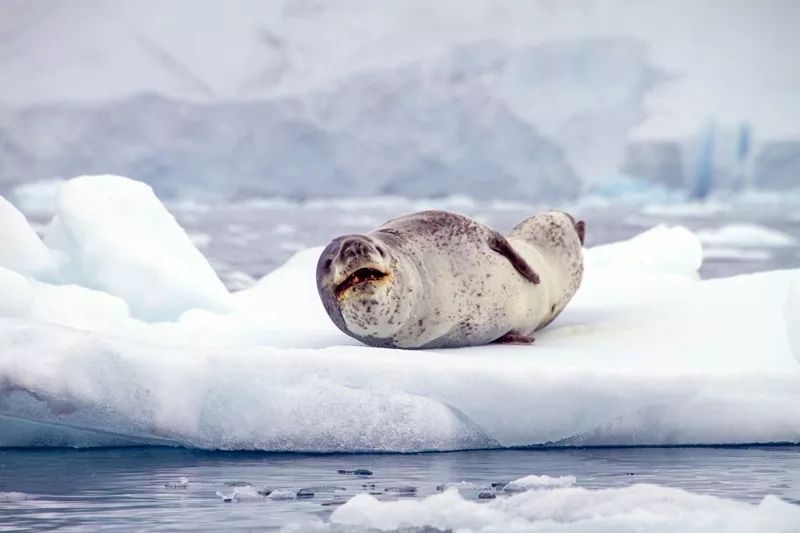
xmin=1 ymin=447 xmax=799 ymax=531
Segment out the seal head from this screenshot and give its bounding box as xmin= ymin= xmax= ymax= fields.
xmin=316 ymin=233 xmax=417 ymax=346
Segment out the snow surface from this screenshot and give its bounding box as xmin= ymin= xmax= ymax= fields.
xmin=0 ymin=175 xmax=798 ymax=451
xmin=787 ymin=273 xmax=800 ymax=364
xmin=42 ymin=175 xmax=232 ymax=321
xmin=0 ymin=196 xmax=57 ymax=280
xmin=288 ymin=484 xmax=800 ymax=533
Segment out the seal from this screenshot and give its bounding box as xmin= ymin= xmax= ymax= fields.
xmin=316 ymin=210 xmax=585 ymax=349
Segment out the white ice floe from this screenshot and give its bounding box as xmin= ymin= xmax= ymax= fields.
xmin=503 ymin=474 xmax=576 ymax=492
xmin=0 ymin=175 xmax=798 ymax=451
xmin=696 ymin=223 xmax=797 ymax=248
xmin=786 ymin=273 xmax=800 ymax=363
xmin=291 ymin=484 xmax=800 ymax=533
xmin=42 ymin=175 xmax=231 ymax=321
xmin=0 ymin=196 xmax=57 ymax=280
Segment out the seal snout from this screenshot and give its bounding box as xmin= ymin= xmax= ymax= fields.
xmin=320 ymin=235 xmax=390 ymax=298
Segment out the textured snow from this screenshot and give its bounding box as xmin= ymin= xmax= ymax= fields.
xmin=787 ymin=274 xmax=800 ymax=364
xmin=697 ymin=223 xmax=797 ymax=248
xmin=0 ymin=176 xmax=798 ymax=451
xmin=299 ymin=484 xmax=800 ymax=533
xmin=43 ymin=175 xmax=231 ymax=321
xmin=0 ymin=196 xmax=57 ymax=279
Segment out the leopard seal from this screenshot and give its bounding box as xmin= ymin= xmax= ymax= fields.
xmin=316 ymin=210 xmax=585 ymax=349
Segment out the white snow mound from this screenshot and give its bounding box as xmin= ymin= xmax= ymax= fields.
xmin=0 ymin=175 xmax=798 ymax=451
xmin=787 ymin=273 xmax=800 ymax=363
xmin=0 ymin=196 xmax=57 ymax=279
xmin=43 ymin=175 xmax=231 ymax=321
xmin=307 ymin=485 xmax=800 ymax=533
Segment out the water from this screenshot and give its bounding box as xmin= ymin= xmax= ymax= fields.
xmin=1 ymin=447 xmax=799 ymax=531
xmin=160 ymin=198 xmax=800 ymax=289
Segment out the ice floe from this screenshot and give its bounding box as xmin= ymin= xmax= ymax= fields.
xmin=43 ymin=175 xmax=231 ymax=321
xmin=292 ymin=484 xmax=800 ymax=533
xmin=0 ymin=175 xmax=798 ymax=451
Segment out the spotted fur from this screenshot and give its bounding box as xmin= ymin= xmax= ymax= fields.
xmin=316 ymin=210 xmax=584 ymax=349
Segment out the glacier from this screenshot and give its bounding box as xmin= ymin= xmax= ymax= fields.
xmin=0 ymin=175 xmax=798 ymax=451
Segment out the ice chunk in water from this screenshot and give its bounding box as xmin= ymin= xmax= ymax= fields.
xmin=323 ymin=485 xmax=800 ymax=532
xmin=267 ymin=489 xmax=296 ymax=500
xmin=504 ymin=474 xmax=577 ymax=492
xmin=0 ymin=492 xmax=34 ymax=502
xmin=43 ymin=175 xmax=231 ymax=321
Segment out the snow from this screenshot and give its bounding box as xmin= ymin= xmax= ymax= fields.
xmin=0 ymin=268 xmax=32 ymax=318
xmin=302 ymin=484 xmax=800 ymax=533
xmin=43 ymin=176 xmax=231 ymax=321
xmin=696 ymin=223 xmax=797 ymax=248
xmin=0 ymin=196 xmax=57 ymax=280
xmin=0 ymin=175 xmax=798 ymax=451
xmin=787 ymin=274 xmax=800 ymax=363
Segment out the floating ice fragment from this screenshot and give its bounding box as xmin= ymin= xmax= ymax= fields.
xmin=296 ymin=488 xmax=315 ymax=498
xmin=215 ymin=491 xmax=236 ymax=503
xmin=0 ymin=491 xmax=34 ymax=501
xmin=504 ymin=474 xmax=577 ymax=492
xmin=267 ymin=489 xmax=296 ymax=500
xmin=164 ymin=476 xmax=190 ymax=489
xmin=324 ymin=484 xmax=800 ymax=532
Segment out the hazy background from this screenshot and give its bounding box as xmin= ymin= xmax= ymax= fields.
xmin=1 ymin=0 xmax=798 ymax=201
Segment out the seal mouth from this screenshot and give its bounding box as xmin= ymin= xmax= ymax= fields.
xmin=335 ymin=267 xmax=387 ymax=297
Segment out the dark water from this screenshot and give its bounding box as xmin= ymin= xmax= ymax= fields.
xmin=1 ymin=446 xmax=799 ymax=532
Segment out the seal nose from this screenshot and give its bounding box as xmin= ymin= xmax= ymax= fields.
xmin=339 ymin=236 xmax=376 ymax=259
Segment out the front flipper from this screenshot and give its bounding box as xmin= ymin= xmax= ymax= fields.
xmin=488 ymin=233 xmax=540 ymax=284
xmin=492 ymin=332 xmax=536 ymax=344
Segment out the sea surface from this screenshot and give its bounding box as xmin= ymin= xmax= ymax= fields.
xmin=3 ymin=196 xmax=800 ymax=531
xmin=2 ymin=446 xmax=799 ymax=532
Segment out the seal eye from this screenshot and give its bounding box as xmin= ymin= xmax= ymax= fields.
xmin=324 ymin=259 xmax=333 ymax=270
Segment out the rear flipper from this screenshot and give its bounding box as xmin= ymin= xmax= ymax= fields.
xmin=488 ymin=232 xmax=540 ymax=284
xmin=492 ymin=332 xmax=535 ymax=345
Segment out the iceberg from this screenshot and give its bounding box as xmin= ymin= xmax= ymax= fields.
xmin=0 ymin=175 xmax=798 ymax=451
